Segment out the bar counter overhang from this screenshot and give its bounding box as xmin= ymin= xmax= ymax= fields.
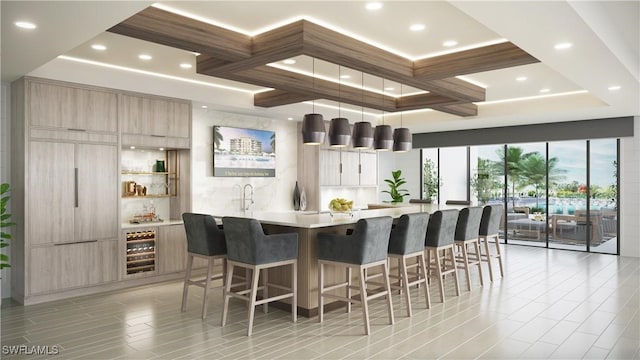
xmin=213 ymin=204 xmax=460 ymax=317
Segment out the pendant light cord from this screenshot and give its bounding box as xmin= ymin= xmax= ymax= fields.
xmin=312 ymin=58 xmax=316 ymax=113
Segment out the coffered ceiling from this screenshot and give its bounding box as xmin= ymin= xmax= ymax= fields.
xmin=2 ymin=1 xmax=638 ymax=133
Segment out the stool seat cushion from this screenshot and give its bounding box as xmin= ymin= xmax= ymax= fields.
xmin=222 ymin=217 xmax=298 ymax=265
xmin=480 ymin=204 xmax=503 ymax=236
xmin=318 ymin=217 xmax=392 ymax=265
xmin=454 ymin=207 xmax=483 ymax=241
xmin=425 ymin=209 xmax=459 ymax=248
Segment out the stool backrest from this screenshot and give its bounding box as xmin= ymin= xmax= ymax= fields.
xmin=352 ymin=216 xmax=393 ymax=263
xmin=389 ymin=213 xmax=430 ymax=255
xmin=182 ymin=213 xmax=226 ymax=256
xmin=454 ymin=207 xmax=483 ymax=241
xmin=221 ymin=217 xmax=265 ymax=264
xmin=425 ymin=209 xmax=459 ymax=247
xmin=479 ymin=204 xmax=504 ymax=236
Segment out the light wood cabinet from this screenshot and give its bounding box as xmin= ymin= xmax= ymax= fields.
xmin=29 ymin=240 xmax=118 ymax=294
xmin=120 ymin=94 xmax=190 ymax=139
xmin=157 ymin=224 xmax=207 ymax=274
xmin=319 ymin=149 xmax=341 ymax=186
xmin=28 ymin=141 xmax=118 ymax=245
xmin=28 ymin=80 xmax=117 ymax=132
xmin=341 ymin=151 xmax=360 ymax=186
xmin=359 ymin=152 xmax=378 ymax=185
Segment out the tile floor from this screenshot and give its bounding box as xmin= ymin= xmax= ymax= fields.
xmin=1 ymin=245 xmax=639 ymax=359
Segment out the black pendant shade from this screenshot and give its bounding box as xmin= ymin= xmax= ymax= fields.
xmin=328 ymin=117 xmax=351 ymax=147
xmin=301 ymin=113 xmax=326 ymax=145
xmin=373 ymin=124 xmax=393 ymax=151
xmin=352 ymin=121 xmax=374 ymax=149
xmin=392 ymin=127 xmax=412 ymax=152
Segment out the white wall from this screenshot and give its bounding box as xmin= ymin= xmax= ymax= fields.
xmin=377 ymin=149 xmax=421 ymax=203
xmin=619 ymin=116 xmax=640 ymax=258
xmin=1 ymin=82 xmax=12 ymax=298
xmin=191 ymin=108 xmax=299 ymax=214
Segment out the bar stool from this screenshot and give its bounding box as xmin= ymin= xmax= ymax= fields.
xmin=454 ymin=207 xmax=484 ymax=291
xmin=181 ymin=213 xmax=227 ymax=319
xmin=424 ymin=209 xmax=460 ymax=303
xmin=317 ymin=216 xmax=394 ymax=335
xmin=479 ymin=204 xmax=505 ymax=281
xmin=388 ymin=213 xmax=431 ymax=317
xmin=221 ymin=217 xmax=298 ymax=336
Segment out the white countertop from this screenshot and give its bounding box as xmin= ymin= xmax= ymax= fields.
xmin=121 ymin=219 xmax=184 ymax=230
xmin=211 ymin=204 xmax=462 ymax=229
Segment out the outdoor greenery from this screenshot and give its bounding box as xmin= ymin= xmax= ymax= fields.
xmin=1 ymin=183 xmax=15 ymax=269
xmin=213 ymin=126 xmax=224 ymax=150
xmin=422 ymin=158 xmax=438 ymax=201
xmin=383 ymin=170 xmax=410 ymax=203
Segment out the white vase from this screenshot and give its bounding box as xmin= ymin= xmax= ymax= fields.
xmin=300 ymin=186 xmax=307 ymax=211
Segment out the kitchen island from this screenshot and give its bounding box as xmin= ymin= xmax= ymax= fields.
xmin=212 ymin=203 xmax=461 ymax=316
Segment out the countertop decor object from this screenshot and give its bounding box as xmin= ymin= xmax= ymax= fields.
xmin=300 ymin=185 xmax=307 ymax=211
xmin=293 ymin=181 xmax=301 ymax=211
xmin=382 ymin=170 xmax=409 ymax=203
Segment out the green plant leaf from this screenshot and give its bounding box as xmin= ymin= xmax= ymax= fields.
xmin=0 ymin=183 xmax=9 ymax=194
xmin=0 ymin=264 xmax=11 ymax=269
xmin=1 ymin=214 xmax=11 ymax=221
xmin=0 ymin=253 xmax=8 ymax=261
xmin=0 ymin=232 xmax=11 ymax=239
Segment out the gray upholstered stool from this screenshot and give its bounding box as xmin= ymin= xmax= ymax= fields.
xmin=479 ymin=205 xmax=504 ymax=281
xmin=181 ymin=213 xmax=227 ymax=319
xmin=424 ymin=209 xmax=460 ymax=303
xmin=454 ymin=207 xmax=484 ymax=291
xmin=221 ymin=217 xmax=298 ymax=336
xmin=317 ymin=216 xmax=394 ymax=335
xmin=388 ymin=213 xmax=431 ymax=317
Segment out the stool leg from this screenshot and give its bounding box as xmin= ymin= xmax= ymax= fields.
xmin=202 ymin=257 xmax=214 ymax=319
xmin=461 ymin=243 xmax=471 ymax=291
xmin=292 ymin=261 xmax=297 ymax=323
xmin=346 ymin=267 xmax=352 ymax=313
xmin=481 ymin=236 xmax=494 ymax=281
xmin=221 ymin=262 xmax=235 ymax=327
xmin=359 ymin=266 xmax=370 ymax=335
xmin=449 ymin=247 xmax=461 ymax=296
xmin=494 ymin=235 xmax=504 ymax=277
xmin=419 ymin=253 xmax=431 ymax=309
xmin=247 ymin=267 xmax=261 ymax=336
xmin=181 ymin=254 xmax=194 ymax=312
xmin=263 ymin=269 xmax=269 ymax=314
xmin=382 ymin=262 xmax=394 ymax=325
xmin=318 ymin=262 xmax=324 ymax=323
xmin=434 ymin=249 xmax=445 ymax=302
xmin=400 ymin=257 xmax=411 ymax=317
xmin=474 ymin=240 xmax=484 ymax=286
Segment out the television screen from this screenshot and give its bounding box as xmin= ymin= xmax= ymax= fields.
xmin=213 ymin=126 xmax=276 ymax=177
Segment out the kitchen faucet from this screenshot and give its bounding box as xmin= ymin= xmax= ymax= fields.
xmin=242 ymin=184 xmax=254 ymax=211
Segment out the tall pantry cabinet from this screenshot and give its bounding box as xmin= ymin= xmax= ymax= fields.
xmin=11 ymin=78 xmax=120 ymax=302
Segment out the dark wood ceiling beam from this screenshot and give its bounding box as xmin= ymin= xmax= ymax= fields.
xmin=413 ymin=42 xmax=539 ymax=80
xmin=430 ymin=102 xmax=478 ymax=117
xmin=107 ymin=7 xmax=252 ymax=62
xmin=254 ymin=90 xmax=316 ymax=108
xmin=396 ymin=93 xmax=462 ymax=111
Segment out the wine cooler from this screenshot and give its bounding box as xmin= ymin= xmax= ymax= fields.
xmin=125 ymin=229 xmax=156 ymax=275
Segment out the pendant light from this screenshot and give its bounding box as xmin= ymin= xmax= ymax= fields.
xmin=352 ymin=72 xmax=373 ymax=149
xmin=393 ymin=84 xmax=412 ymax=152
xmin=329 ymin=65 xmax=351 ymax=147
xmin=302 ymin=58 xmax=326 ymax=145
xmin=374 ymin=79 xmax=393 ymax=151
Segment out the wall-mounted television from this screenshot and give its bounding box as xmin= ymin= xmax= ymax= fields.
xmin=213 ymin=126 xmax=276 ymax=177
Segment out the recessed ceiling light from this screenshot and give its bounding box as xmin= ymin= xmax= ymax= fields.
xmin=443 ymin=40 xmax=458 ymax=47
xmin=14 ymin=21 xmax=36 ymax=29
xmin=201 ymin=105 xmax=208 ymax=109
xmin=159 ymin=147 xmax=165 ymax=151
xmin=191 ymin=51 xmax=201 ymax=56
xmin=91 ymin=44 xmax=107 ymax=51
xmin=539 ymin=88 xmax=550 ymax=93
xmin=283 ymin=59 xmax=296 ymax=65
xmin=554 ymin=42 xmax=573 ymax=50
xmin=410 ymin=24 xmax=426 ymax=32
xmin=130 ymin=146 xmax=136 ymax=150
xmin=138 ymin=54 xmax=152 ymax=60
xmin=384 ymin=87 xmax=395 ymax=91
xmin=366 ymin=2 xmax=383 ymax=10
xmin=608 ymin=85 xmax=621 ymax=91
xmin=516 ymin=76 xmax=528 ymax=82
xmin=179 ymin=63 xmax=192 ymax=69
xmin=287 ymin=117 xmax=294 ymax=121
xmin=340 ymin=74 xmax=351 ymax=79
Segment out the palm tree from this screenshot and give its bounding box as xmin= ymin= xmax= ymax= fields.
xmin=514 ymin=153 xmax=567 ymax=208
xmin=270 ymin=132 xmax=276 ymax=153
xmin=213 ymin=126 xmax=224 ymax=150
xmin=495 ymin=146 xmax=532 ymax=208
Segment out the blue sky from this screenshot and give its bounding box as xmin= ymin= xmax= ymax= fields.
xmin=215 ymin=126 xmax=274 ymax=152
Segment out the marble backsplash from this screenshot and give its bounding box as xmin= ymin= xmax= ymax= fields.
xmin=191 ymin=108 xmax=299 ymax=214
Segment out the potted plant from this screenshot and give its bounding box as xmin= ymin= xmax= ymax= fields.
xmin=382 ymin=170 xmax=409 ymax=203
xmin=1 ymin=183 xmax=15 ymax=270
